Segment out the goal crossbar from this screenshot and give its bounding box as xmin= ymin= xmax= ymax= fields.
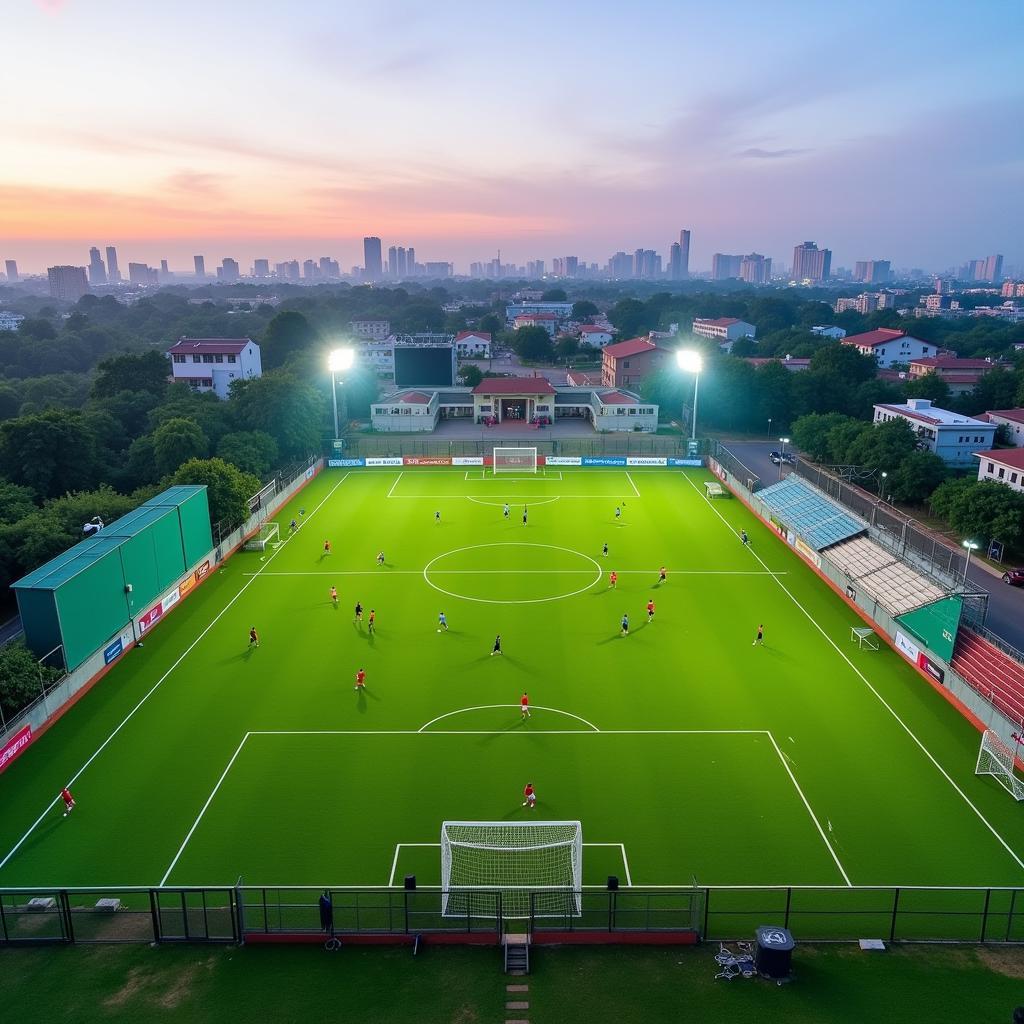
xmin=493 ymin=447 xmax=538 ymax=475
xmin=244 ymin=521 xmax=279 ymax=552
xmin=976 ymin=729 xmax=1024 ymax=801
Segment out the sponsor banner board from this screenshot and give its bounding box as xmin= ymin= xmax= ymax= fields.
xmin=546 ymin=456 xmax=582 ymax=467
xmin=795 ymin=538 xmax=821 ymax=568
xmin=328 ymin=458 xmax=365 ymax=468
xmin=179 ymin=573 xmax=197 ymax=599
xmin=0 ymin=726 xmax=32 ymax=774
xmin=365 ymin=457 xmax=403 ymax=467
xmin=894 ymin=630 xmax=920 ymax=664
xmin=581 ymin=456 xmax=627 ymax=467
xmin=305 ymin=466 xmax=315 ymax=479
xmin=138 ymin=604 xmax=163 ymax=634
xmin=196 ymin=560 xmax=211 ymax=581
xmin=103 ymin=637 xmax=123 ymax=665
xmin=917 ymin=652 xmax=946 ymax=685
xmin=161 ymin=588 xmax=180 ymax=615
xmin=626 ymin=457 xmax=667 ymax=467
xmin=452 ymin=457 xmax=484 ymax=466
xmin=708 ymin=458 xmax=726 ymax=481
xmin=667 ymin=458 xmax=704 ymax=467
xmin=403 ymin=456 xmax=452 ymax=466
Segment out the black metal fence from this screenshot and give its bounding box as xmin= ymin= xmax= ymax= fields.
xmin=708 ymin=439 xmax=762 ymax=492
xmin=337 ymin=436 xmax=691 ymax=459
xmin=4 ymin=885 xmax=1024 ymax=946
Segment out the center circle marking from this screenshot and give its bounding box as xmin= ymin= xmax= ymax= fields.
xmin=422 ymin=543 xmax=603 ymax=605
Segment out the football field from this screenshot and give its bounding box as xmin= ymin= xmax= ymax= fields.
xmin=2 ymin=467 xmax=1024 ymax=898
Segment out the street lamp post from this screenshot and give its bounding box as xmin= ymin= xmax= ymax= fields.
xmin=879 ymin=470 xmax=888 ymax=500
xmin=779 ymin=436 xmax=790 ymax=480
xmin=676 ymin=350 xmax=703 ymax=440
xmin=961 ymin=540 xmax=979 ymax=584
xmin=328 ymin=348 xmax=355 ymax=439
xmin=767 ymin=417 xmax=772 ymax=442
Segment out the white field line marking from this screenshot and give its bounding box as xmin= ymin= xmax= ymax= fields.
xmin=682 ymin=472 xmax=1024 ymax=875
xmin=247 ymin=729 xmax=769 ymax=737
xmin=388 ymin=494 xmax=635 ymax=500
xmin=245 ymin=568 xmax=786 ymax=578
xmin=418 ymin=704 xmax=600 ymax=733
xmin=160 ymin=733 xmax=252 ymax=886
xmin=0 ymin=471 xmax=355 ymax=875
xmin=587 ymin=843 xmax=633 ymax=887
xmin=386 ymin=471 xmax=404 ymax=498
xmin=626 ymin=472 xmax=641 ymax=498
xmin=767 ymin=732 xmax=851 ymax=886
xmin=388 ymin=843 xmax=440 ymax=886
xmin=467 ymin=496 xmax=561 ymax=507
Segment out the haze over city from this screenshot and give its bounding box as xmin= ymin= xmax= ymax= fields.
xmin=3 ymin=0 xmax=1023 ymax=274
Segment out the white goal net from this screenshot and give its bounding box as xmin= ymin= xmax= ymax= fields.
xmin=493 ymin=447 xmax=538 ymax=475
xmin=441 ymin=820 xmax=582 ymax=919
xmin=975 ymin=729 xmax=1024 ymax=801
xmin=243 ymin=521 xmax=280 ymax=552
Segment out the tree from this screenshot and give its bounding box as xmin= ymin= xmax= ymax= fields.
xmin=958 ymin=368 xmax=1020 ymax=415
xmin=0 ymin=483 xmax=36 ymax=524
xmin=886 ymin=451 xmax=948 ymax=505
xmin=936 ymin=479 xmax=1024 ymax=549
xmin=511 ymin=326 xmax=554 ymax=362
xmin=230 ymin=372 xmax=326 ymax=458
xmin=555 ymin=336 xmax=579 ymax=361
xmin=92 ymin=351 xmax=171 ymax=400
xmin=171 ymin=457 xmax=261 ymax=529
xmin=903 ymin=371 xmax=951 ymax=404
xmin=477 ymin=313 xmax=503 ymax=336
xmin=844 ymin=417 xmax=916 ymax=475
xmin=541 ymin=288 xmax=567 ymax=302
xmin=216 ymin=430 xmax=280 ymax=478
xmin=0 ymin=641 xmax=61 ymax=721
xmin=261 ymin=311 xmax=319 ymax=370
xmin=459 ymin=364 xmax=484 ymax=388
xmin=730 ymin=337 xmax=758 ymax=357
xmin=791 ymin=413 xmax=861 ymax=462
xmin=754 ymin=361 xmax=795 ymax=432
xmin=152 ymin=417 xmax=209 ymax=476
xmin=608 ymin=298 xmax=655 ymax=339
xmin=0 ymin=410 xmax=100 ymax=498
xmin=571 ymin=300 xmax=598 ymax=320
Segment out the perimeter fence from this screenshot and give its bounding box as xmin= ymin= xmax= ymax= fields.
xmin=338 ymin=436 xmax=692 ymax=459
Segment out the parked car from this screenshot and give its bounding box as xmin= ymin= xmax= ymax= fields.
xmin=769 ymin=451 xmax=783 ymax=464
xmin=1002 ymin=568 xmax=1024 ymax=587
xmin=782 ymin=452 xmax=797 ymax=465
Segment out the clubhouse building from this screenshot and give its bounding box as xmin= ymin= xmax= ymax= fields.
xmin=370 ymin=375 xmax=659 ymax=432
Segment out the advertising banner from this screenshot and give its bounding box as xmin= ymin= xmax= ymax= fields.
xmin=667 ymin=457 xmax=704 ymax=467
xmin=103 ymin=637 xmax=123 ymax=665
xmin=0 ymin=726 xmax=32 ymax=774
xmin=161 ymin=588 xmax=180 ymax=614
xmin=452 ymin=457 xmax=484 ymax=466
xmin=328 ymin=458 xmax=365 ymax=468
xmin=196 ymin=560 xmax=211 ymax=581
xmin=138 ymin=604 xmax=163 ymax=634
xmin=894 ymin=630 xmax=920 ymax=664
xmin=546 ymin=456 xmax=582 ymax=466
xmin=305 ymin=466 xmax=315 ymax=479
xmin=625 ymin=457 xmax=666 ymax=467
xmin=795 ymin=538 xmax=821 ymax=568
xmin=581 ymin=456 xmax=627 ymax=467
xmin=365 ymin=457 xmax=404 ymax=467
xmin=179 ymin=573 xmax=197 ymax=599
xmin=403 ymin=456 xmax=452 ymax=466
xmin=708 ymin=458 xmax=726 ymax=481
xmin=917 ymin=652 xmax=946 ymax=685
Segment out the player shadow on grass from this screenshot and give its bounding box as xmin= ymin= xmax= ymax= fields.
xmin=355 ymin=687 xmax=381 ymax=714
xmin=11 ymin=813 xmax=63 ymax=857
xmin=479 ymin=718 xmax=532 ymax=744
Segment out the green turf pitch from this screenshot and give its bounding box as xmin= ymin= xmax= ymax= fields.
xmin=1 ymin=468 xmax=1023 ymax=893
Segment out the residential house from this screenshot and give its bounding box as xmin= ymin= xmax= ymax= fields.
xmin=167 ymin=337 xmax=262 ymax=399
xmin=974 ymin=448 xmax=1024 ymax=493
xmin=908 ymin=356 xmax=1006 ymax=397
xmin=350 ymin=320 xmax=390 ymax=340
xmin=513 ymin=312 xmax=558 ymax=336
xmin=842 ymin=328 xmax=936 ymax=368
xmin=982 ymin=409 xmax=1024 ymax=447
xmin=601 ymin=337 xmax=671 ymax=388
xmin=743 ymin=355 xmax=811 ymax=372
xmin=578 ymin=325 xmax=615 ymax=347
xmin=872 ymin=398 xmax=996 ymax=467
xmin=691 ymin=317 xmax=756 ymax=352
xmin=453 ymin=331 xmax=491 ymax=358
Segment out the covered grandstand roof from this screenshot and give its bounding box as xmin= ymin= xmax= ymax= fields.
xmin=757 ymin=478 xmax=866 ymax=551
xmin=827 ymin=536 xmax=946 ymax=616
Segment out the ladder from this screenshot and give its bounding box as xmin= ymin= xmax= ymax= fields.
xmin=503 ymin=932 xmax=530 ymax=974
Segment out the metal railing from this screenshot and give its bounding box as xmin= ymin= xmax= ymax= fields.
xmin=708 ymin=439 xmax=762 ymax=492
xmin=212 ymin=455 xmax=318 ymax=546
xmin=4 ymin=884 xmax=1023 ymax=946
xmin=337 ymin=436 xmax=690 ymax=459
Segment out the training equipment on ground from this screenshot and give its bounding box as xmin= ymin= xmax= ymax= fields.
xmin=850 ymin=626 xmax=879 ymax=651
xmin=440 ymin=820 xmax=582 ymax=918
xmin=493 ymin=448 xmax=538 ymax=475
xmin=975 ymin=729 xmax=1024 ymax=801
xmin=244 ymin=522 xmax=280 ymax=552
xmin=704 ymin=481 xmax=725 ymax=498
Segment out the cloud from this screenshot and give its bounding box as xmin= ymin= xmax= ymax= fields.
xmin=735 ymin=147 xmax=813 ymax=159
xmin=164 ymin=171 xmax=228 ymax=197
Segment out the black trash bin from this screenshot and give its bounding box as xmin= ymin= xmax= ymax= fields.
xmin=755 ymin=925 xmax=795 ymax=980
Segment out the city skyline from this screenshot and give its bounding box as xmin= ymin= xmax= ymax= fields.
xmin=3 ymin=0 xmax=1023 ymax=273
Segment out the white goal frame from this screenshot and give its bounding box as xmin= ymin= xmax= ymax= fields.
xmin=493 ymin=447 xmax=538 ymax=475
xmin=244 ymin=521 xmax=280 ymax=552
xmin=441 ymin=820 xmax=582 ymax=919
xmin=976 ymin=730 xmax=1024 ymax=801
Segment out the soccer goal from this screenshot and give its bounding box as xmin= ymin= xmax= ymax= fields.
xmin=440 ymin=821 xmax=582 ymax=919
xmin=975 ymin=730 xmax=1024 ymax=801
xmin=493 ymin=447 xmax=538 ymax=475
xmin=243 ymin=521 xmax=280 ymax=552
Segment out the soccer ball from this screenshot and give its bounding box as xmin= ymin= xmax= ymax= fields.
xmin=436 ymin=629 xmax=441 ymax=633
xmin=63 ymin=812 xmax=68 ymax=817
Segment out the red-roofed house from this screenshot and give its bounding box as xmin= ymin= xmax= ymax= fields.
xmin=908 ymin=356 xmax=1007 ymax=396
xmin=743 ymin=355 xmax=811 ymax=372
xmin=691 ymin=317 xmax=756 ymax=351
xmin=578 ymin=325 xmax=615 ymax=347
xmin=471 ymin=375 xmax=556 ymax=423
xmin=453 ymin=331 xmax=491 ymax=358
xmin=167 ymin=337 xmax=262 ymax=398
xmin=984 ymin=409 xmax=1024 ymax=447
xmin=601 ymin=337 xmax=670 ymax=388
xmin=842 ymin=328 xmax=935 ymax=368
xmin=975 ymin=447 xmax=1024 ymax=492
xmin=513 ymin=312 xmax=558 ymax=336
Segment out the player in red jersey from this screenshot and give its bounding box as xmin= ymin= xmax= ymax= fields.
xmin=609 ymin=570 xmax=618 ymax=589
xmin=249 ymin=626 xmax=259 ymax=648
xmin=61 ymin=787 xmax=75 ymax=816
xmin=330 ymin=585 xmax=338 ymax=606
xmin=522 ymin=783 xmax=536 ymax=809
xmin=368 ymin=609 xmax=376 ymax=634
xmin=521 ymin=693 xmax=531 ymax=719
xmin=646 ymin=599 xmax=655 ymax=623
xmin=322 ymin=540 xmax=331 ymax=558
xmin=354 ymin=668 xmax=366 ymax=690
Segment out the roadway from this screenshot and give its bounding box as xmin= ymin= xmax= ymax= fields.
xmin=720 ymin=440 xmax=1024 ymax=653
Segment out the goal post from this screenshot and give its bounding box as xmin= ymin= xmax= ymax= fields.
xmin=976 ymin=730 xmax=1024 ymax=801
xmin=244 ymin=521 xmax=280 ymax=552
xmin=493 ymin=447 xmax=538 ymax=475
xmin=440 ymin=820 xmax=582 ymax=918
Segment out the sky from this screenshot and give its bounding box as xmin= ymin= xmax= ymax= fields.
xmin=2 ymin=0 xmax=1023 ymax=275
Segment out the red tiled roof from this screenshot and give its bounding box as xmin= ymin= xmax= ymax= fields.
xmin=743 ymin=357 xmax=811 ymax=367
xmin=580 ymin=325 xmax=611 ymax=333
xmin=566 ymin=370 xmax=602 ymax=386
xmin=974 ymin=448 xmax=1024 ymax=471
xmin=168 ymin=337 xmax=253 ymax=354
xmin=603 ymin=337 xmax=664 ymax=358
xmin=398 ymin=391 xmax=430 ymax=404
xmin=986 ymin=408 xmax=1024 ymax=425
xmin=598 ymin=390 xmax=638 ymax=405
xmin=694 ymin=317 xmax=741 ymax=327
xmin=471 ymin=376 xmax=556 ymax=395
xmin=911 ymin=357 xmax=996 ymax=369
xmin=454 ymin=331 xmax=491 ymax=342
xmin=514 ymin=312 xmax=557 ymax=320
xmin=841 ymin=328 xmax=911 ymax=349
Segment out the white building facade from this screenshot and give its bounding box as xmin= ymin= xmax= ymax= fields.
xmin=974 ymin=448 xmax=1024 ymax=492
xmin=843 ymin=329 xmax=936 ymax=368
xmin=983 ymin=409 xmax=1024 ymax=446
xmin=167 ymin=337 xmax=262 ymax=399
xmin=691 ymin=317 xmax=756 ymax=352
xmin=453 ymin=331 xmax=491 ymax=358
xmin=873 ymin=399 xmax=996 ymax=467
xmin=0 ymin=312 xmax=25 ymax=332
xmin=579 ymin=325 xmax=615 ymax=347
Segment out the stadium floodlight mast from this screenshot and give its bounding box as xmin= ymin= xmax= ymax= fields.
xmin=676 ymin=349 xmax=703 ymax=440
xmin=328 ymin=347 xmax=355 ymax=439
xmin=961 ymin=539 xmax=980 ymax=583
xmin=779 ymin=437 xmax=790 ymax=479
